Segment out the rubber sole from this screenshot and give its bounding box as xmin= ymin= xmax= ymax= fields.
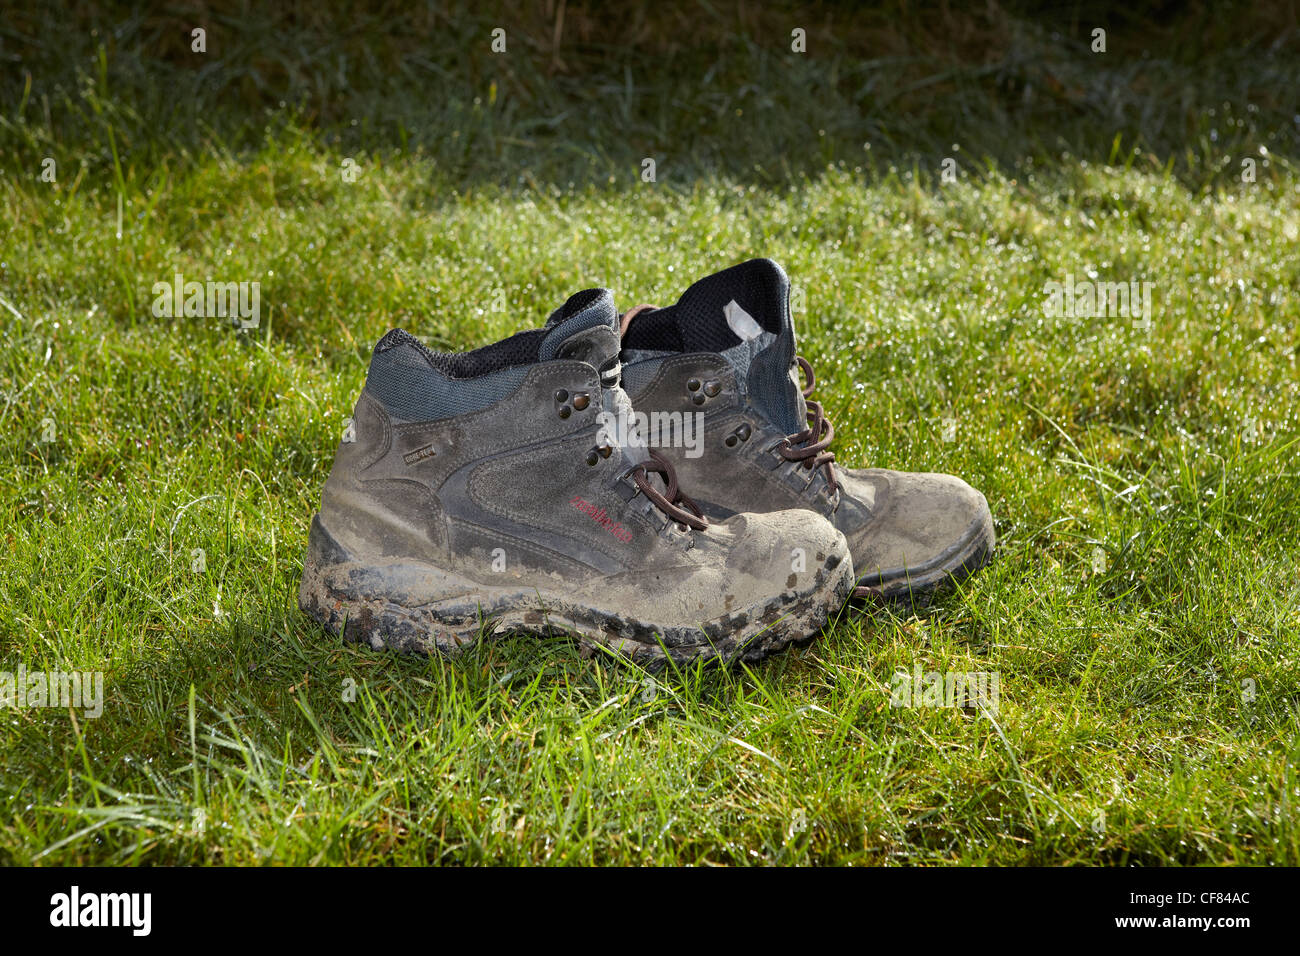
xmin=297 ymin=515 xmax=855 ymax=669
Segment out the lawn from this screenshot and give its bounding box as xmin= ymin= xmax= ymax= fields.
xmin=2 ymin=2 xmax=1299 ymax=865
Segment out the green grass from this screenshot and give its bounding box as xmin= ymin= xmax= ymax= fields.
xmin=3 ymin=145 xmax=1298 ymax=864
xmin=3 ymin=1 xmax=1300 ymax=865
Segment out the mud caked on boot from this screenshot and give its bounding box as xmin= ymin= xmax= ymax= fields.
xmin=619 ymin=259 xmax=995 ymax=607
xmin=298 ymin=288 xmax=855 ymax=667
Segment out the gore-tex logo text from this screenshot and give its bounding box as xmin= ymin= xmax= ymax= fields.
xmin=402 ymin=443 xmax=437 ymax=465
xmin=571 ymin=495 xmax=633 ymax=542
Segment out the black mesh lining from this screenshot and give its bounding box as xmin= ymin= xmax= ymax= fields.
xmin=619 ymin=307 xmax=684 ymax=352
xmin=374 ymin=327 xmax=546 ymax=379
xmin=372 ymin=288 xmax=615 ymax=380
xmin=621 ymin=259 xmax=788 ymax=354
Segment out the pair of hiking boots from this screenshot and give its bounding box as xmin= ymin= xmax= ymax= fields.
xmin=299 ymin=259 xmax=994 ymax=667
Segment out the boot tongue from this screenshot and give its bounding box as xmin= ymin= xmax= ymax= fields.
xmin=624 ymin=258 xmax=807 ymax=435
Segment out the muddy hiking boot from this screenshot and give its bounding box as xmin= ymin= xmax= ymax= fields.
xmin=299 ymin=288 xmax=855 ymax=667
xmin=619 ymin=258 xmax=996 ymax=607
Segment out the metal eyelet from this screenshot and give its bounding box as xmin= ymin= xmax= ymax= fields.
xmin=725 ymin=422 xmax=752 ymax=448
xmin=556 ymin=387 xmax=590 ymax=418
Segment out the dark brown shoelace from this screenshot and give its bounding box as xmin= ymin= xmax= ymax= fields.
xmin=780 ymin=357 xmax=886 ymax=603
xmin=777 ymin=356 xmax=839 ymax=496
xmin=624 ymin=449 xmax=709 ymax=531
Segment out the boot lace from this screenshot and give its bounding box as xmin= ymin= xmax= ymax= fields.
xmin=778 ymin=358 xmax=886 ymax=603
xmin=623 ymin=450 xmax=708 ymax=531
xmin=776 ymin=356 xmax=839 ymax=496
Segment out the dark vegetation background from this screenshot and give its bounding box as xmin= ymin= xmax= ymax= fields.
xmin=3 ymin=0 xmax=1298 ymax=186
